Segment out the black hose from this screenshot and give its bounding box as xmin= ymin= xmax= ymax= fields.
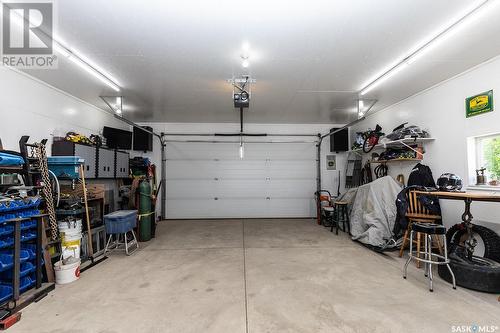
xmin=374 ymin=164 xmax=388 ymax=179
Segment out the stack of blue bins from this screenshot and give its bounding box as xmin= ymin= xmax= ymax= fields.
xmin=0 ymin=197 xmax=42 ymax=304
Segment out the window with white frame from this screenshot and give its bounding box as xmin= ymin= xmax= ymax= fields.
xmin=475 ymin=133 xmax=500 ymax=185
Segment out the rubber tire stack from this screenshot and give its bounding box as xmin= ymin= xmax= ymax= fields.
xmin=438 ymin=223 xmax=500 ymax=293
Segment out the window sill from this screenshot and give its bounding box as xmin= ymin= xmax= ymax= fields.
xmin=466 ymin=185 xmax=500 ymax=193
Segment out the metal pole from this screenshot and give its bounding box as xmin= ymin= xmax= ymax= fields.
xmin=316 ymin=134 xmax=322 ymax=196
xmin=160 ymin=134 xmax=167 ymax=219
xmin=240 ymin=107 xmax=244 ymax=133
xmin=316 ymin=134 xmax=322 ymax=223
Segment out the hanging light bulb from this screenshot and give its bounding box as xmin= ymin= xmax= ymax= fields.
xmin=239 ymin=137 xmax=244 ymax=159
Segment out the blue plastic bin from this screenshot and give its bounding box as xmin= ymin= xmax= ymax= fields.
xmin=22 ymin=245 xmax=37 ymax=260
xmin=0 ymin=197 xmax=41 ymax=213
xmin=0 ymin=254 xmax=13 ymax=272
xmin=0 ymin=153 xmax=24 ymax=166
xmin=0 ymin=224 xmax=13 ymax=236
xmin=0 ymin=285 xmax=13 ymax=303
xmin=19 ymin=276 xmax=34 ymax=293
xmin=20 ymin=220 xmax=37 ymax=230
xmin=21 ymin=231 xmax=37 ymax=242
xmin=48 ymin=156 xmax=83 ymax=179
xmin=104 ymin=210 xmax=137 ymax=234
xmin=1 ymin=262 xmax=35 ymax=279
xmin=0 ymin=249 xmax=29 ymax=263
xmin=0 ymin=238 xmax=14 ymax=249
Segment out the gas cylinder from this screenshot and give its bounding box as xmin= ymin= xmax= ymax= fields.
xmin=138 ymin=179 xmax=152 ymax=241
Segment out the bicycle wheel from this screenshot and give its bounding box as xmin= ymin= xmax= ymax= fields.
xmin=362 ymin=135 xmax=377 ymax=153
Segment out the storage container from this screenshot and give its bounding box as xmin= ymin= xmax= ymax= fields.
xmin=0 ymin=285 xmax=13 ymax=303
xmin=0 ymin=254 xmax=13 ymax=272
xmin=104 ymin=210 xmax=137 ymax=234
xmin=47 ymin=156 xmax=84 ymax=179
xmin=19 ymin=276 xmax=34 ymax=292
xmin=1 ymin=262 xmax=35 ymax=279
xmin=0 ymin=152 xmax=24 ymax=166
xmin=54 ymin=257 xmax=80 ymax=284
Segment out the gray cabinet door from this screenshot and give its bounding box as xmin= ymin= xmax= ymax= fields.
xmin=98 ymin=148 xmax=115 ymax=178
xmin=74 ymin=145 xmax=96 ymax=178
xmin=116 ymin=151 xmax=129 ymax=178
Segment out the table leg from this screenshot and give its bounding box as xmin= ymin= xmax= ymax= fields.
xmin=461 ymin=198 xmax=476 ymax=260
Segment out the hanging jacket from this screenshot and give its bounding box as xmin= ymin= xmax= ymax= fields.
xmin=407 ymin=163 xmax=437 ymax=187
xmin=393 ymin=185 xmax=441 ymax=237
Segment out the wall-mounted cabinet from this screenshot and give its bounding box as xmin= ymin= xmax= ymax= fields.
xmin=97 ymin=148 xmax=114 ymax=178
xmin=52 ymin=141 xmax=97 ymax=178
xmin=115 ymin=151 xmax=129 ymax=178
xmin=52 ymin=142 xmax=130 ymax=179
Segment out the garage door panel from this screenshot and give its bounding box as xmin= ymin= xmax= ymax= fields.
xmin=267 ymin=180 xmax=316 ymax=198
xmin=267 ymin=198 xmax=316 ymax=217
xmin=216 ymin=180 xmax=267 ymax=197
xmin=166 ymin=199 xmax=270 ymax=219
xmin=167 ymin=143 xmax=241 ymax=160
xmin=266 ymin=161 xmax=316 ymax=178
xmin=245 ymin=143 xmax=316 ymax=160
xmin=167 ymin=179 xmax=218 ymax=198
xmin=167 ymin=160 xmax=220 ymax=179
xmin=215 ymin=161 xmax=266 ymax=178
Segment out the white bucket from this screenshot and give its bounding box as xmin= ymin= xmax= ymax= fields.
xmin=58 ymin=219 xmax=82 ymax=231
xmin=60 ymin=227 xmax=82 ymax=259
xmin=54 ymin=258 xmax=80 ymax=284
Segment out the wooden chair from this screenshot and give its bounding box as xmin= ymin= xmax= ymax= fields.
xmin=399 ymin=190 xmax=443 ymax=268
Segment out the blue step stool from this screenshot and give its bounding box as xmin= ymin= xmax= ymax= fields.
xmin=103 ymin=210 xmax=138 ymax=256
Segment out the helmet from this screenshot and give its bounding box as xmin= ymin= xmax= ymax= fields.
xmin=437 ymin=173 xmax=463 ymax=191
xmin=386 ymin=124 xmax=428 ymax=140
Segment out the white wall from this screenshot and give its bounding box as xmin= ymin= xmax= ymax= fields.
xmin=134 ymin=122 xmax=348 ymax=218
xmin=0 ymin=68 xmax=129 ymax=209
xmin=351 ymin=55 xmax=500 ymax=233
xmin=0 ymin=67 xmax=128 ymax=153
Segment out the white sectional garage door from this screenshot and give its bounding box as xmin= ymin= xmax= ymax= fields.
xmin=166 ymin=142 xmax=317 ymax=219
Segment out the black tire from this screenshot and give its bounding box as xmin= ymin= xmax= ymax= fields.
xmin=362 ymin=135 xmax=376 ymax=153
xmin=438 ymin=247 xmax=500 ymax=293
xmin=446 ymin=223 xmax=500 ymax=263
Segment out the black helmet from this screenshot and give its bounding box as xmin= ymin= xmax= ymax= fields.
xmin=437 ymin=173 xmax=463 ymax=191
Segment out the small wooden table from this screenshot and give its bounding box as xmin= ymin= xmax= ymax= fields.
xmin=414 ymin=190 xmax=500 ymax=258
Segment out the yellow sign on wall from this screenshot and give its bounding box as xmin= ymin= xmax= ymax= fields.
xmin=466 ymin=90 xmax=493 ymax=117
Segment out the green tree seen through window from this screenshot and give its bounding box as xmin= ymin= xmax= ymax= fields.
xmin=484 ymin=137 xmax=500 ymax=180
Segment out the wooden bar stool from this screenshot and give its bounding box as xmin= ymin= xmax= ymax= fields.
xmin=330 ymin=201 xmax=350 ymax=235
xmin=399 ymin=190 xmax=442 ymax=268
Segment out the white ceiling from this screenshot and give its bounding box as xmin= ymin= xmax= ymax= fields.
xmin=23 ymin=0 xmax=500 ymax=124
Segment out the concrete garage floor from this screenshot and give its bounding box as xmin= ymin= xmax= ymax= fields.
xmin=11 ymin=219 xmax=500 ymax=333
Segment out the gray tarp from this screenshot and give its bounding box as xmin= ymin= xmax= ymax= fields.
xmin=339 ymin=176 xmax=402 ymax=247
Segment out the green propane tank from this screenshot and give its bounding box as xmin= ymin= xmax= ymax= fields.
xmin=138 ymin=179 xmax=152 ymax=241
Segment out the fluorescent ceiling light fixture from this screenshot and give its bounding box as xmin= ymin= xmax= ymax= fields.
xmin=360 ymin=63 xmax=408 ymax=95
xmin=66 ymin=54 xmax=120 ymax=91
xmin=6 ymin=5 xmax=120 ymax=92
xmin=359 ymin=0 xmax=494 ymax=96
